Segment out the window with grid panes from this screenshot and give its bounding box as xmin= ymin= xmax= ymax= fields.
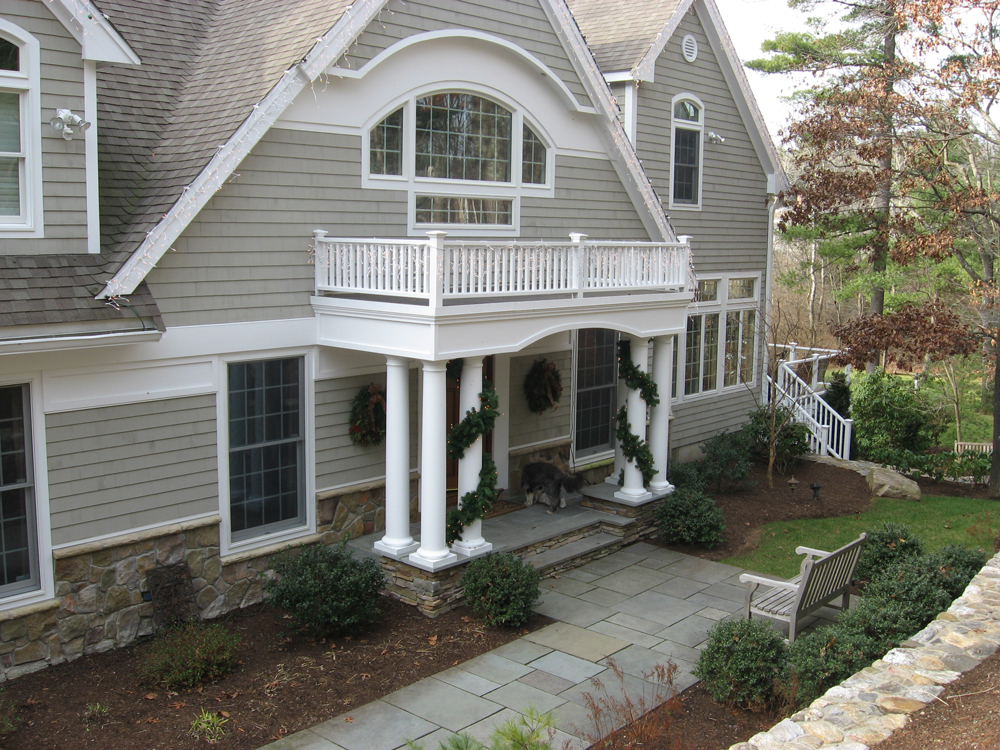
xmin=671 ymin=98 xmax=702 ymax=208
xmin=228 ymin=358 xmax=305 ymax=540
xmin=0 ymin=384 xmax=37 ymax=595
xmin=414 ymin=196 xmax=512 ymax=225
xmin=370 ymin=106 xmax=403 ymax=176
xmin=724 ymin=309 xmax=757 ymax=386
xmin=0 ymin=36 xmax=24 ymax=221
xmin=415 ymin=93 xmax=511 ymax=182
xmin=684 ymin=313 xmax=719 ymax=395
xmin=575 ymin=329 xmax=619 ymax=456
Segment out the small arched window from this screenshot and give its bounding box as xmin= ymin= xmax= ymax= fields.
xmin=670 ymin=95 xmax=703 ymax=209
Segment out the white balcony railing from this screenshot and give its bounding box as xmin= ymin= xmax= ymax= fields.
xmin=312 ymin=231 xmax=693 ymax=306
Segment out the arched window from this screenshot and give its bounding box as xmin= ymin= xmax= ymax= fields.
xmin=0 ymin=20 xmax=41 ymax=235
xmin=367 ymin=92 xmax=549 ymax=233
xmin=670 ymin=95 xmax=703 ymax=209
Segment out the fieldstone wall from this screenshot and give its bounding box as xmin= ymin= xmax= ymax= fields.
xmin=0 ymin=477 xmax=407 ymax=682
xmin=727 ymin=550 xmax=1000 ymax=750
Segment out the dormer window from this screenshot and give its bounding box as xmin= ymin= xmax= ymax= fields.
xmin=0 ymin=21 xmax=42 ymax=237
xmin=365 ymin=91 xmax=551 ymax=235
xmin=670 ymin=95 xmax=704 ymax=210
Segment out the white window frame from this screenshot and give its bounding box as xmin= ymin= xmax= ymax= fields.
xmin=571 ymin=328 xmax=621 ymax=464
xmin=361 ymin=86 xmax=555 ymax=237
xmin=218 ymin=350 xmax=316 ymax=556
xmin=675 ymin=273 xmax=761 ymax=403
xmin=0 ymin=374 xmax=53 ymax=612
xmin=0 ymin=19 xmax=43 ymax=237
xmin=668 ymin=93 xmax=704 ymax=212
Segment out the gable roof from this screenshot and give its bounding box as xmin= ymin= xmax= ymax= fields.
xmin=566 ymin=0 xmax=786 ymax=189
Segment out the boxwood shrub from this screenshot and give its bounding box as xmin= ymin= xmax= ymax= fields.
xmin=655 ymin=487 xmax=726 ymax=549
xmin=462 ymin=552 xmax=540 ymax=628
xmin=694 ymin=618 xmax=789 ymax=709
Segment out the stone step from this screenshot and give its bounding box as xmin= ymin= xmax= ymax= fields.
xmin=523 ymin=531 xmax=621 ymax=572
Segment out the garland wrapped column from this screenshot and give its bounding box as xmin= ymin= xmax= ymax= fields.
xmin=616 ymin=337 xmax=659 ymax=497
xmin=445 ymin=378 xmax=500 ymax=545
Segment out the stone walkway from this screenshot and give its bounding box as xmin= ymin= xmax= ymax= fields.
xmin=262 ymin=542 xmax=841 ymax=750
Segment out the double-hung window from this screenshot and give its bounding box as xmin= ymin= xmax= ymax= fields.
xmin=367 ymin=92 xmax=550 ymax=235
xmin=0 ymin=23 xmax=41 ymax=236
xmin=0 ymin=385 xmax=38 ymax=596
xmin=228 ymin=358 xmax=305 ymax=541
xmin=574 ymin=329 xmax=620 ymax=458
xmin=670 ymin=95 xmax=703 ymax=210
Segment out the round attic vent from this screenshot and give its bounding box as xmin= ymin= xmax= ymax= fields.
xmin=682 ymin=34 xmax=698 ymax=62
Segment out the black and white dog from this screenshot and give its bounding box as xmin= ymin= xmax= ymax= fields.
xmin=521 ymin=462 xmax=585 ymax=514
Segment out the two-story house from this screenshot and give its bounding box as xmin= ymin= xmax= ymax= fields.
xmin=0 ymin=0 xmax=782 ymax=679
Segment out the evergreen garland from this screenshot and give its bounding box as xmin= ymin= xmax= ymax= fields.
xmin=523 ymin=358 xmax=563 ymax=414
xmin=445 ymin=379 xmax=501 ymax=545
xmin=616 ymin=339 xmax=659 ymax=485
xmin=348 ymin=383 xmax=386 ymax=447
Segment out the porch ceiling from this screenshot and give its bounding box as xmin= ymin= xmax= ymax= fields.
xmin=311 ymin=291 xmax=690 ymax=360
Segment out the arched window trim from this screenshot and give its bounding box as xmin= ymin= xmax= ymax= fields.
xmin=361 ymin=87 xmax=554 ymax=237
xmin=0 ymin=19 xmax=42 ymax=237
xmin=668 ymin=93 xmax=704 ymax=212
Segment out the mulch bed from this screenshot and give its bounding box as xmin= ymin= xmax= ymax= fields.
xmin=0 ymin=598 xmax=550 ymax=750
xmin=2 ymin=460 xmax=996 ymax=750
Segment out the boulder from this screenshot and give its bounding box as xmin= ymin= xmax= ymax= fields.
xmin=867 ymin=467 xmax=921 ymax=501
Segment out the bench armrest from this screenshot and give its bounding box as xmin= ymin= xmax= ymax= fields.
xmin=739 ymin=573 xmax=800 ymax=591
xmin=795 ymin=546 xmax=832 ymax=559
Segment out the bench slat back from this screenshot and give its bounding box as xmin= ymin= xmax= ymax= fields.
xmin=796 ymin=534 xmax=867 ymax=612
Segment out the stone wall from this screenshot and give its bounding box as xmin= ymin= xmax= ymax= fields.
xmin=0 ymin=477 xmax=407 ymax=682
xmin=727 ymin=551 xmax=1000 ymax=750
xmin=507 ymin=439 xmax=572 ymax=496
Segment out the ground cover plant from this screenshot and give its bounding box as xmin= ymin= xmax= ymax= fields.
xmin=723 ymin=494 xmax=997 ymax=580
xmin=140 ymin=622 xmax=242 ymax=689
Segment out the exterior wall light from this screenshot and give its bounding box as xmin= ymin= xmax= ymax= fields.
xmin=49 ymin=108 xmax=91 ymax=140
xmin=706 ymin=131 xmax=726 ymax=145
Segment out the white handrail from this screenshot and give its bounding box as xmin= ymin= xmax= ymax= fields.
xmin=312 ymin=232 xmax=692 ymax=302
xmin=771 ymin=360 xmax=853 ymax=460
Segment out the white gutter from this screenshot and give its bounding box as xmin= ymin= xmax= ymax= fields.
xmin=0 ymin=329 xmax=162 ymax=356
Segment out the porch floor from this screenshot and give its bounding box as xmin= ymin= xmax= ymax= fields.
xmin=263 ymin=542 xmax=848 ymax=750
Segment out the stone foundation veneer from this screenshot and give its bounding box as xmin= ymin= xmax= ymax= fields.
xmin=727 ymin=551 xmax=1000 ymax=750
xmin=0 ymin=477 xmax=416 ymax=682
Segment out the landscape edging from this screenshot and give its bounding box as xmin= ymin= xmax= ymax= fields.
xmin=726 ymin=550 xmax=1000 ymax=750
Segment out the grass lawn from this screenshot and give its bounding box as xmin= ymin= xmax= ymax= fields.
xmin=724 ymin=494 xmax=1000 ymax=579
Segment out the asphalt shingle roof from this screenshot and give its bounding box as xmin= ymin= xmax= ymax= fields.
xmin=565 ymin=0 xmax=683 ymax=73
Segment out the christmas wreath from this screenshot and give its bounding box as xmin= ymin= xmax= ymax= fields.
xmin=523 ymin=358 xmax=563 ymax=414
xmin=348 ymin=383 xmax=387 ymax=447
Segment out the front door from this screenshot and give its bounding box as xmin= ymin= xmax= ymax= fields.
xmin=446 ymin=357 xmax=494 ymax=505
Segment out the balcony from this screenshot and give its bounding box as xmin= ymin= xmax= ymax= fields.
xmin=310 ymin=231 xmax=694 ymax=361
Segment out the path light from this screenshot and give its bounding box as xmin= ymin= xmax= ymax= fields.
xmin=811 ymin=483 xmax=823 ymax=501
xmin=787 ymin=476 xmax=799 ymax=493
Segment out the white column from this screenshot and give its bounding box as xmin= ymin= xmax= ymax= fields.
xmin=452 ymin=357 xmax=492 ymax=557
xmin=408 ymin=360 xmax=457 ymax=571
xmin=649 ymin=336 xmax=675 ymax=494
xmin=605 ymin=378 xmax=627 ymax=485
xmin=374 ymin=356 xmax=419 ymax=558
xmin=615 ymin=335 xmax=653 ymax=503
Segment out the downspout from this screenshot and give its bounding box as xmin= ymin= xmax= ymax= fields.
xmin=763 ymin=173 xmax=779 ymax=400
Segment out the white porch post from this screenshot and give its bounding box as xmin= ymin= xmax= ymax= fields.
xmin=452 ymin=356 xmax=492 ymax=557
xmin=648 ymin=336 xmax=675 ymax=493
xmin=374 ymin=356 xmax=419 ymax=557
xmin=605 ymin=378 xmax=627 ymax=485
xmin=615 ymin=335 xmax=653 ymax=502
xmin=408 ymin=360 xmax=458 ymax=570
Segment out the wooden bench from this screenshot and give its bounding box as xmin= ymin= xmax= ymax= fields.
xmin=738 ymin=533 xmax=867 ymax=642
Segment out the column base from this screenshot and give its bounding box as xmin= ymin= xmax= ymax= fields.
xmin=451 ymin=540 xmax=493 ymax=558
xmin=604 ymin=471 xmax=622 ymax=485
xmin=373 ymin=539 xmax=420 ymax=559
xmin=613 ymin=488 xmax=653 ymax=505
xmin=648 ymin=482 xmax=675 ymax=494
xmin=406 ymin=549 xmax=459 ymax=572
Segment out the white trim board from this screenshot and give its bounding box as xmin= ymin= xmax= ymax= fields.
xmin=47 ymin=0 xmax=141 ymax=64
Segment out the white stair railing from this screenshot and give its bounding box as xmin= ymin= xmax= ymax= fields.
xmin=771 ymin=360 xmax=853 ymax=460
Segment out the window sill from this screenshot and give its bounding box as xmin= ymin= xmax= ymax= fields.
xmin=223 ymin=525 xmax=316 ymax=564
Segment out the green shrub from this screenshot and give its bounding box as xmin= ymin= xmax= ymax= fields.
xmin=266 ymin=541 xmax=386 ymax=638
xmin=821 ymin=371 xmax=851 ymax=419
xmin=927 ymin=545 xmax=987 ymax=598
xmin=835 ymin=594 xmax=928 ymax=651
xmin=852 ymin=369 xmax=933 ymax=460
xmin=854 ymin=521 xmax=924 ymax=583
xmin=700 ymin=430 xmax=755 ymax=493
xmin=655 ymin=487 xmax=726 ymax=549
xmin=461 ymin=552 xmax=540 ymax=628
xmin=140 ymin=622 xmax=241 ymax=689
xmin=785 ymin=625 xmax=884 ymax=706
xmin=742 ymin=406 xmax=811 ymax=475
xmin=693 ymin=618 xmax=788 ymax=709
xmin=667 ymin=460 xmax=707 ymax=491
